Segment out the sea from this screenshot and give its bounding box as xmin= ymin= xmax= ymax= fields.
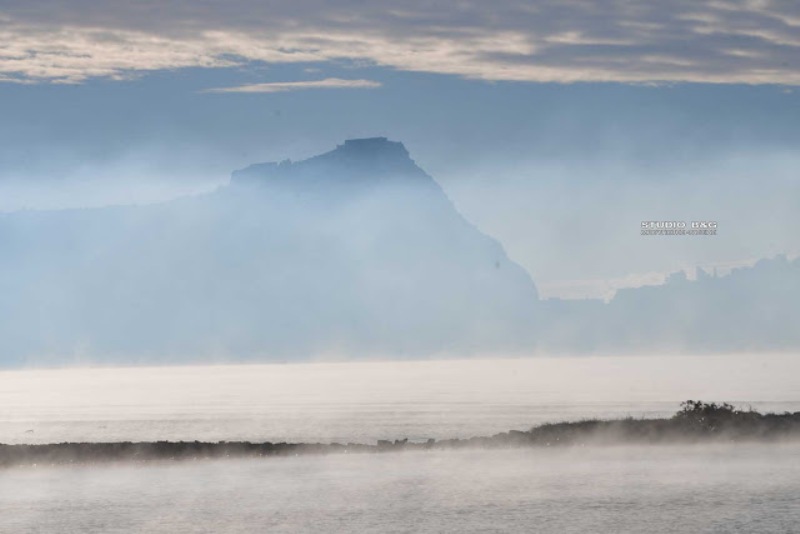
xmin=1 ymin=354 xmax=799 ymax=533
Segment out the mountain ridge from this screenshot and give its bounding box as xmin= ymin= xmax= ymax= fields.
xmin=0 ymin=138 xmax=540 ymax=364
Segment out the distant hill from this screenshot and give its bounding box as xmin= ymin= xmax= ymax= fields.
xmin=0 ymin=138 xmax=539 ymax=364
xmin=539 ymin=255 xmax=800 ymax=353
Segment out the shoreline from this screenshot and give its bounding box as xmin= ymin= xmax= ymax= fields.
xmin=3 ymin=402 xmax=799 ymax=468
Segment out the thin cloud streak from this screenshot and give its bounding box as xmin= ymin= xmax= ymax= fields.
xmin=203 ymin=78 xmax=382 ymax=93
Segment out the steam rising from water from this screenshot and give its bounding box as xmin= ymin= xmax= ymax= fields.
xmin=2 ymin=356 xmax=799 ymax=532
xmin=2 ymin=445 xmax=799 ymax=533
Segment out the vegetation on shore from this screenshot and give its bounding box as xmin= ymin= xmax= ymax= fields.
xmin=2 ymin=402 xmax=799 ymax=468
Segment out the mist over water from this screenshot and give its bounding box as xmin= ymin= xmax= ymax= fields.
xmin=3 ymin=445 xmax=799 ymax=533
xmin=2 ymin=355 xmax=798 ymax=445
xmin=3 ymin=356 xmax=799 ymax=532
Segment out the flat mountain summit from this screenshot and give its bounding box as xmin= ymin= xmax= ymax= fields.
xmin=0 ymin=138 xmax=540 ymax=364
xmin=232 ymin=137 xmax=420 ymax=186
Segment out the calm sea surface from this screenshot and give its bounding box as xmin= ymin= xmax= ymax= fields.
xmin=1 ymin=355 xmax=799 ymax=445
xmin=1 ymin=355 xmax=799 ymax=533
xmin=2 ymin=445 xmax=799 ymax=533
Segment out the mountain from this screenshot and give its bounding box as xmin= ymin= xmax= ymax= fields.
xmin=0 ymin=138 xmax=539 ymax=365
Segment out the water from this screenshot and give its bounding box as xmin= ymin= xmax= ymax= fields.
xmin=2 ymin=445 xmax=799 ymax=533
xmin=1 ymin=355 xmax=799 ymax=445
xmin=1 ymin=355 xmax=799 ymax=532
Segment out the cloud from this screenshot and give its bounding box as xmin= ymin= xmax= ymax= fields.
xmin=203 ymin=78 xmax=381 ymax=93
xmin=1 ymin=0 xmax=800 ymax=85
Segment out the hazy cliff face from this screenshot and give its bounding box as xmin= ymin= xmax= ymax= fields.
xmin=0 ymin=139 xmax=539 ymax=364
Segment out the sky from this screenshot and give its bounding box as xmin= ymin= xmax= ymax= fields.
xmin=1 ymin=0 xmax=799 ymax=298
